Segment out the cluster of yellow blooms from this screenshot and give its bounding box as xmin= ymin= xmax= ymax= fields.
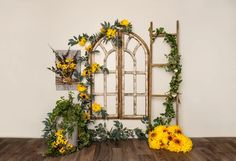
xmin=148 ymin=125 xmax=192 ymax=153
xmin=78 ymin=19 xmax=130 ymax=49
xmin=56 ymin=58 xmax=77 ymax=71
xmin=51 ymin=130 xmax=74 ymax=154
xmin=106 ymin=28 xmax=117 ymax=39
xmin=77 ymin=83 xmax=87 ymax=92
xmin=81 ymin=63 xmax=100 ymax=77
xmin=76 ymin=83 xmax=102 ymax=113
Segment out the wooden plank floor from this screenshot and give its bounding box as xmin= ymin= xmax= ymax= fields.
xmin=0 ymin=138 xmax=236 ymax=161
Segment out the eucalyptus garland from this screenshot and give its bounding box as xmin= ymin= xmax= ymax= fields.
xmin=151 ymin=27 xmax=182 ymax=126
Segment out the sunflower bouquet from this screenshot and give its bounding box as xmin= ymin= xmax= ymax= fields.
xmin=46 ymin=129 xmax=75 ymax=156
xmin=148 ymin=125 xmax=192 ymax=153
xmin=48 ymin=49 xmax=79 ymax=84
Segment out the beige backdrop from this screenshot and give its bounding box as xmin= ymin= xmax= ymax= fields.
xmin=0 ymin=0 xmax=236 ymax=138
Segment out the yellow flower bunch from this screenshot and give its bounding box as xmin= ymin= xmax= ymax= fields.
xmin=79 ymin=93 xmax=89 ymax=100
xmin=51 ymin=129 xmax=74 ymax=155
xmin=106 ymin=28 xmax=117 ymax=39
xmin=77 ymin=83 xmax=87 ymax=92
xmin=92 ymin=102 xmax=102 ymax=113
xmin=79 ymin=37 xmax=87 ymax=46
xmin=56 ymin=58 xmax=77 ymax=72
xmin=91 ymin=63 xmax=100 ymax=73
xmin=83 ymin=111 xmax=90 ymax=120
xmin=148 ymin=125 xmax=192 ymax=153
xmin=120 ymin=19 xmax=130 ymax=27
xmin=65 ymin=58 xmax=73 ymax=63
xmin=69 ymin=63 xmax=76 ymax=70
xmin=81 ymin=69 xmax=91 ymax=77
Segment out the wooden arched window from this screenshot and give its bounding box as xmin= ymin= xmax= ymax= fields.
xmin=91 ymin=32 xmax=150 ymax=119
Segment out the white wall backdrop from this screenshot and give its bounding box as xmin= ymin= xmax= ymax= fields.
xmin=0 ymin=0 xmax=236 ymax=138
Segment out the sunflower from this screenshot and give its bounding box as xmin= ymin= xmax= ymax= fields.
xmin=120 ymin=19 xmax=130 ymax=27
xmin=69 ymin=63 xmax=76 ymax=70
xmin=106 ymin=28 xmax=117 ymax=39
xmin=167 ymin=135 xmax=184 ymax=152
xmin=66 ymin=144 xmax=73 ymax=150
xmin=55 ymin=129 xmax=64 ymax=136
xmin=160 ymin=132 xmax=172 ymax=145
xmin=51 ymin=141 xmax=57 ymax=148
xmin=148 ymin=130 xmax=158 ymax=140
xmin=154 ymin=125 xmax=168 ymax=134
xmin=79 ymin=93 xmax=89 ymax=100
xmin=83 ymin=111 xmax=90 ymax=120
xmin=168 ymin=125 xmax=183 ymax=135
xmin=79 ymin=37 xmax=87 ymax=46
xmin=81 ymin=69 xmax=91 ymax=77
xmin=148 ymin=139 xmax=162 ymax=150
xmin=92 ymin=103 xmax=102 ymax=113
xmin=77 ymin=83 xmax=87 ymax=92
xmin=59 ymin=147 xmax=65 ymax=154
xmin=180 ymin=135 xmax=193 ymax=153
xmin=91 ymin=63 xmax=100 ymax=73
xmin=65 ymin=58 xmax=73 ymax=63
xmin=61 ymin=64 xmax=68 ymax=70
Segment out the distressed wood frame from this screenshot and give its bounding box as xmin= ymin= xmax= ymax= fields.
xmin=90 ymin=21 xmax=179 ymax=123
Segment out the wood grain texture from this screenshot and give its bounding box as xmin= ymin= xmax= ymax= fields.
xmin=0 ymin=138 xmax=236 ymax=161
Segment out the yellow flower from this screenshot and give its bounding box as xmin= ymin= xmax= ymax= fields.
xmin=65 ymin=58 xmax=73 ymax=63
xmin=120 ymin=19 xmax=130 ymax=27
xmin=61 ymin=64 xmax=68 ymax=70
xmin=85 ymin=45 xmax=93 ymax=52
xmin=56 ymin=62 xmax=62 ymax=69
xmin=180 ymin=135 xmax=193 ymax=153
xmin=56 ymin=139 xmax=62 ymax=145
xmin=62 ymin=139 xmax=68 ymax=145
xmin=59 ymin=147 xmax=65 ymax=154
xmin=162 ymin=133 xmax=173 ymax=145
xmin=106 ymin=28 xmax=117 ymax=39
xmin=91 ymin=63 xmax=100 ymax=73
xmin=92 ymin=103 xmax=102 ymax=113
xmin=80 ymin=93 xmax=89 ymax=100
xmin=77 ymin=84 xmax=87 ymax=92
xmin=167 ymin=135 xmax=184 ymax=152
xmin=51 ymin=141 xmax=57 ymax=148
xmin=148 ymin=130 xmax=158 ymax=140
xmin=81 ymin=69 xmax=91 ymax=77
xmin=148 ymin=139 xmax=162 ymax=150
xmin=55 ymin=129 xmax=64 ymax=136
xmin=154 ymin=125 xmax=168 ymax=134
xmin=66 ymin=144 xmax=73 ymax=150
xmin=100 ymin=27 xmax=106 ymax=33
xmin=83 ymin=111 xmax=90 ymax=120
xmin=79 ymin=37 xmax=87 ymax=46
xmin=168 ymin=125 xmax=183 ymax=135
xmin=69 ymin=63 xmax=76 ymax=70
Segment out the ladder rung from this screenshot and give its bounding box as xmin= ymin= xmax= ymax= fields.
xmin=156 ymin=33 xmax=177 ymax=37
xmin=152 ymin=63 xmax=167 ymax=68
xmin=152 ymin=94 xmax=167 ymax=97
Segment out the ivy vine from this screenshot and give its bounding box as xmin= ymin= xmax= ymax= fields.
xmin=151 ymin=27 xmax=182 ymax=126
